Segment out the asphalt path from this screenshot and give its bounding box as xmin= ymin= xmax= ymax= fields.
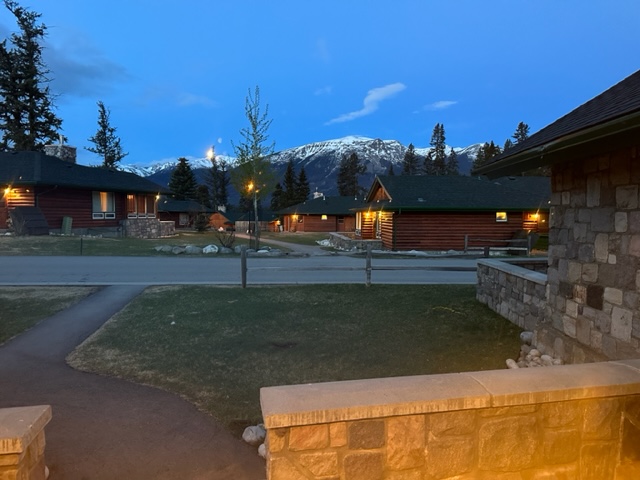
xmin=0 ymin=254 xmax=479 ymax=285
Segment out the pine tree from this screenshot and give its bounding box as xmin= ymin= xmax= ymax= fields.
xmin=0 ymin=0 xmax=62 ymax=151
xmin=423 ymin=151 xmax=435 ymax=175
xmin=169 ymin=157 xmax=198 ymax=200
xmin=512 ymin=122 xmax=530 ymax=144
xmin=85 ymin=101 xmax=128 ymax=168
xmin=196 ymin=184 xmax=211 ymax=208
xmin=206 ymin=147 xmax=230 ymax=211
xmin=472 ymin=141 xmax=502 ymax=172
xmin=401 ymin=143 xmax=419 ymax=175
xmin=295 ymin=166 xmax=310 ymax=204
xmin=270 ymin=182 xmax=284 ymax=211
xmin=445 ymin=149 xmax=459 ymax=175
xmin=429 ymin=123 xmax=447 ymax=175
xmin=282 ymin=159 xmax=297 ymax=207
xmin=503 ymin=138 xmax=514 ymax=151
xmin=337 ymin=152 xmax=365 ymax=196
xmin=388 ymin=164 xmax=395 ymax=175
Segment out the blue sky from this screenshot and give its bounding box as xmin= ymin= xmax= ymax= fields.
xmin=2 ymin=1 xmax=640 ymax=166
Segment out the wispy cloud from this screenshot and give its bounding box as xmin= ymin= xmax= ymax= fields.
xmin=424 ymin=100 xmax=457 ymax=111
xmin=176 ymin=92 xmax=216 ymax=108
xmin=314 ymin=86 xmax=332 ymax=96
xmin=325 ymin=82 xmax=406 ymax=125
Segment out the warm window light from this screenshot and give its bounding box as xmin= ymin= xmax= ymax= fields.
xmin=321 ymin=214 xmax=328 ymax=220
xmin=496 ymin=212 xmax=508 ymax=222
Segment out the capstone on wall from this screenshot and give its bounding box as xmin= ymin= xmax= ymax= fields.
xmin=542 ymin=145 xmax=640 ymax=362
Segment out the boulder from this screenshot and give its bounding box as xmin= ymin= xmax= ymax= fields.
xmin=185 ymin=245 xmax=203 ymax=254
xmin=520 ymin=331 xmax=534 ymax=345
xmin=155 ymin=245 xmax=173 ymax=253
xmin=203 ymin=244 xmax=219 ymax=254
xmin=242 ymin=424 xmax=266 ymax=446
xmin=506 ymin=359 xmax=519 ymax=369
xmin=258 ymin=443 xmax=266 ymax=459
xmin=219 ymin=247 xmax=234 ymax=254
xmin=172 ymin=246 xmax=186 ymax=255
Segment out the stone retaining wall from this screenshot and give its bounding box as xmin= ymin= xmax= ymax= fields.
xmin=0 ymin=405 xmax=51 ymax=480
xmin=476 ymin=258 xmax=548 ymax=332
xmin=120 ymin=218 xmax=175 ymax=238
xmin=328 ymin=233 xmax=382 ymax=251
xmin=261 ymin=360 xmax=640 ymax=479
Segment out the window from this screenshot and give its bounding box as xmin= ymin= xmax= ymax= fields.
xmin=92 ymin=191 xmax=115 ymax=219
xmin=496 ymin=212 xmax=508 ymax=222
xmin=127 ymin=194 xmax=157 ymax=218
xmin=337 ymin=215 xmax=344 ymax=224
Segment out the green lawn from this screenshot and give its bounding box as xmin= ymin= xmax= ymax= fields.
xmin=68 ymin=284 xmax=521 ymax=434
xmin=0 ymin=231 xmax=287 ymax=256
xmin=0 ymin=286 xmax=99 ymax=344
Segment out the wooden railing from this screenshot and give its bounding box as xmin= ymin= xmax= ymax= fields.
xmin=463 ymin=234 xmax=537 ymax=257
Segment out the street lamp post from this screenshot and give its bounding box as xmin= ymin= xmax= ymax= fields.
xmin=247 ymin=182 xmax=259 ymax=250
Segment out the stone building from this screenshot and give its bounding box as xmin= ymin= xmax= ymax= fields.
xmin=475 ymin=69 xmax=640 ymax=363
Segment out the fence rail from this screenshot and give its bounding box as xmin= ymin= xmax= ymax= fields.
xmin=240 ymin=245 xmax=476 ymax=287
xmin=463 ymin=234 xmax=536 ymax=256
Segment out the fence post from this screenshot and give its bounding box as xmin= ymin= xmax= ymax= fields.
xmin=464 ymin=234 xmax=469 ymax=253
xmin=241 ymin=246 xmax=247 ymax=288
xmin=365 ymin=243 xmax=372 ymax=287
xmin=527 ymin=234 xmax=533 ymax=256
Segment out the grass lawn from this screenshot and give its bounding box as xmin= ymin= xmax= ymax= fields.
xmin=68 ymin=284 xmax=522 ymax=434
xmin=0 ymin=231 xmax=287 ymax=256
xmin=0 ymin=286 xmax=99 ymax=344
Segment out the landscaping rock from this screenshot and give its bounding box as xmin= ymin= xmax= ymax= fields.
xmin=258 ymin=443 xmax=266 ymax=459
xmin=172 ymin=246 xmax=186 ymax=254
xmin=218 ymin=247 xmax=234 ymax=254
xmin=506 ymin=359 xmax=519 ymax=369
xmin=155 ymin=245 xmax=173 ymax=253
xmin=203 ymin=244 xmax=219 ymax=254
xmin=185 ymin=245 xmax=202 ymax=254
xmin=520 ymin=331 xmax=534 ymax=345
xmin=234 ymin=245 xmax=244 ymax=254
xmin=242 ymin=424 xmax=266 ymax=446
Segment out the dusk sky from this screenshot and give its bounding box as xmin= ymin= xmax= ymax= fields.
xmin=2 ymin=1 xmax=639 ymax=166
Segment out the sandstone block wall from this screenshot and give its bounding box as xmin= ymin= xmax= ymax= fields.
xmin=261 ymin=361 xmax=640 ymax=480
xmin=543 ymin=146 xmax=640 ymax=362
xmin=121 ymin=218 xmax=173 ymax=238
xmin=0 ymin=406 xmax=51 ymax=480
xmin=476 ymin=258 xmax=547 ymax=332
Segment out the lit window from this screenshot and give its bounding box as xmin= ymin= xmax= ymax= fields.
xmin=92 ymin=191 xmax=115 ymax=219
xmin=496 ymin=212 xmax=507 ymax=222
xmin=321 ymin=214 xmax=328 ymax=220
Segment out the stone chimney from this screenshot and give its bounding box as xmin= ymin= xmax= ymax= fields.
xmin=44 ymin=135 xmax=76 ymax=163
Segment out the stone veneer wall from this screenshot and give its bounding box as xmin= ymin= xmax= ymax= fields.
xmin=476 ymin=258 xmax=547 ymax=332
xmin=120 ymin=218 xmax=175 ymax=238
xmin=542 ymin=145 xmax=640 ymax=363
xmin=261 ymin=360 xmax=640 ymax=479
xmin=0 ymin=405 xmax=51 ymax=480
xmin=328 ymin=233 xmax=382 ymax=251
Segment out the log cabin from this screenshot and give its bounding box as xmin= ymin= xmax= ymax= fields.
xmin=277 ymin=195 xmax=365 ymax=232
xmin=0 ymin=149 xmax=169 ymax=237
xmin=355 ymin=174 xmax=550 ymax=251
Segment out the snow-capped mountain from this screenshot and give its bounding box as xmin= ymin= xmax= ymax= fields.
xmin=129 ymin=136 xmax=482 ymax=199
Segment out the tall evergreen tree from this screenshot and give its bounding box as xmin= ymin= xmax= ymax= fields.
xmin=337 ymin=152 xmax=366 ymax=196
xmin=270 ymin=182 xmax=284 ymax=211
xmin=85 ymin=101 xmax=128 ymax=168
xmin=169 ymin=157 xmax=198 ymax=200
xmin=196 ymin=184 xmax=211 ymax=208
xmin=503 ymin=138 xmax=514 ymax=151
xmin=282 ymin=159 xmax=297 ymax=207
xmin=0 ymin=0 xmax=62 ymax=151
xmin=512 ymin=122 xmax=530 ymax=144
xmin=423 ymin=151 xmax=435 ymax=175
xmin=445 ymin=148 xmax=459 ymax=175
xmin=206 ymin=147 xmax=230 ymax=211
xmin=401 ymin=143 xmax=419 ymax=175
xmin=429 ymin=123 xmax=447 ymax=175
xmin=388 ymin=163 xmax=395 ymax=175
xmin=295 ymin=166 xmax=310 ymax=204
xmin=471 ymin=141 xmax=502 ymax=172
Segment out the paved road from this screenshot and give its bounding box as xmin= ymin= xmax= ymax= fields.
xmin=0 ymin=255 xmax=479 ymax=285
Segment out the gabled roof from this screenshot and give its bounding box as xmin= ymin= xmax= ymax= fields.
xmin=363 ymin=175 xmax=549 ymax=211
xmin=0 ymin=151 xmax=168 ymax=194
xmin=157 ymin=196 xmax=213 ymax=213
xmin=278 ymin=195 xmax=365 ymax=215
xmin=475 ymin=69 xmax=640 ymax=177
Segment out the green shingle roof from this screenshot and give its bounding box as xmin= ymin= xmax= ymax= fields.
xmin=0 ymin=151 xmax=168 ymax=194
xmin=365 ymin=175 xmax=549 ymax=211
xmin=278 ymin=196 xmax=365 ymax=215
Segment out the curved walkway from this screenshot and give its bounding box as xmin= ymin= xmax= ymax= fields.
xmin=0 ymin=285 xmax=265 ymax=480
